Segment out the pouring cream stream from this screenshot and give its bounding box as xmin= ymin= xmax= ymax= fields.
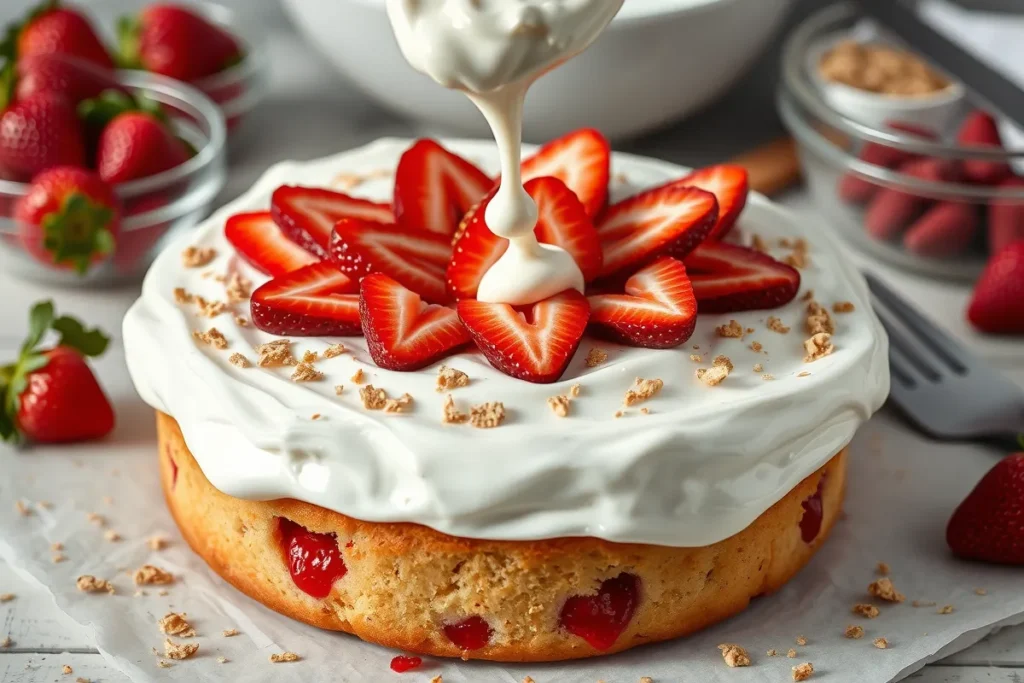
xmin=385 ymin=0 xmax=623 ymax=305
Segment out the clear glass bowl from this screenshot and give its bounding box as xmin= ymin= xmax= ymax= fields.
xmin=777 ymin=2 xmax=1024 ymax=282
xmin=0 ymin=71 xmax=227 ymax=286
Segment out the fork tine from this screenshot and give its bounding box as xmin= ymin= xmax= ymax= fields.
xmin=871 ymin=303 xmax=942 ymax=382
xmin=864 ymin=273 xmax=968 ymax=374
xmin=886 ymin=343 xmax=920 ymax=390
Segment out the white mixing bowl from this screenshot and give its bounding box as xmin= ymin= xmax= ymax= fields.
xmin=280 ymin=0 xmax=794 ymax=141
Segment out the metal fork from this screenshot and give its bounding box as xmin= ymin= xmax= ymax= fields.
xmin=865 ymin=273 xmax=1024 ymax=449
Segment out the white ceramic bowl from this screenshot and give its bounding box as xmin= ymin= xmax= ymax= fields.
xmin=279 ymin=0 xmax=794 ymax=141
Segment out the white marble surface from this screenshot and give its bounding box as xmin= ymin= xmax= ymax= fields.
xmin=2 ymin=12 xmax=1024 ymax=683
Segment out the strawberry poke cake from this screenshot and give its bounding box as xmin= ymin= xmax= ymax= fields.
xmin=123 ymin=130 xmax=889 ymax=662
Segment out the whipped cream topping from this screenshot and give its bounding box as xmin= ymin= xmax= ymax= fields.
xmin=386 ymin=0 xmax=622 ymax=305
xmin=123 ymin=138 xmax=890 ymax=548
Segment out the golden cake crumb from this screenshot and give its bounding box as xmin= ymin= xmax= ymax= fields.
xmin=384 ymin=393 xmax=414 ymax=413
xmin=767 ymin=649 xmax=778 ymax=657
xmin=762 ymin=373 xmax=775 ymax=381
xmin=471 ymin=402 xmax=506 ymax=428
xmin=193 ymin=327 xmax=228 ymax=350
xmin=833 ymin=301 xmax=855 ymax=313
xmin=873 ymin=637 xmax=889 ymax=649
xmin=767 ymin=316 xmax=790 ymax=334
xmin=937 ymin=604 xmax=954 ymax=614
xmin=792 ymin=662 xmax=814 ymax=681
xmin=256 ymin=340 xmax=296 ymax=367
xmin=806 ymin=301 xmax=835 ymax=335
xmin=547 ymin=395 xmax=571 ymax=417
xmin=852 ymin=603 xmax=880 ymax=618
xmin=802 ymin=289 xmax=815 ymax=301
xmin=269 ymin=652 xmax=300 ymax=663
xmin=359 ymin=385 xmax=388 ymax=410
xmin=804 ymin=333 xmax=834 ymax=363
xmin=640 ymin=407 xmax=649 ymax=415
xmin=787 ymin=648 xmax=798 ymax=658
xmin=785 ymin=251 xmax=808 ymax=269
xmin=158 ymin=613 xmax=195 ymax=638
xmin=222 ymin=628 xmax=238 ymax=637
xmin=181 ymin=246 xmax=215 ymax=268
xmin=715 ymin=319 xmax=744 ymax=338
xmin=697 ymin=366 xmax=730 ymax=387
xmin=639 ymin=677 xmax=653 ymax=683
xmin=431 ymin=676 xmax=443 ymax=683
xmin=523 ymin=678 xmax=535 ymax=683
xmin=148 ymin=535 xmax=168 ymax=551
xmin=795 ymin=635 xmax=808 ymax=646
xmin=868 ymin=577 xmax=905 ymax=603
xmin=570 ymin=383 xmax=581 ymax=398
xmin=324 ymin=343 xmax=347 ymax=359
xmin=912 ymin=600 xmax=936 ymax=608
xmin=164 ymin=639 xmax=198 ymax=660
xmin=624 ymin=377 xmax=663 ymax=406
xmin=750 ymin=341 xmax=763 ymax=352
xmin=62 ymin=665 xmax=72 ymax=674
xmin=751 ymin=234 xmax=769 ymax=252
xmin=746 ymin=327 xmax=755 ymax=334
xmin=436 ymin=365 xmax=470 ymax=392
xmin=225 ymin=272 xmax=251 ymax=303
xmin=76 ymin=576 xmax=114 ymax=594
xmin=877 ymin=562 xmax=891 ymax=575
xmin=228 ymin=353 xmax=250 ymax=368
xmin=713 ymin=355 xmax=734 ymax=372
xmin=290 ymin=362 xmax=324 ymax=382
xmin=974 ymin=588 xmax=987 ymax=596
xmin=350 ymin=368 xmax=365 ymax=384
xmin=15 ymin=500 xmax=31 ymax=516
xmin=302 ymin=350 xmax=318 ymax=364
xmin=717 ymin=643 xmax=751 ymax=667
xmin=134 ymin=565 xmax=174 ymax=586
xmin=196 ymin=297 xmax=225 ymax=318
xmin=845 ymin=625 xmax=864 ymax=639
xmin=0 ymin=593 xmax=13 ymax=602
xmin=442 ymin=395 xmax=469 ymax=424
xmin=689 ymin=354 xmax=702 ymax=362
xmin=103 ymin=530 xmax=121 ymax=542
xmin=614 ymin=410 xmax=624 ymax=418
xmin=311 ymin=413 xmax=321 ymax=420
xmin=334 ymin=385 xmax=344 ymax=396
xmin=173 ymin=287 xmax=193 ymax=304
xmin=235 ymin=316 xmax=248 ymax=327
xmin=585 ymin=347 xmax=608 ymax=367
xmin=753 ymin=363 xmax=764 ymax=373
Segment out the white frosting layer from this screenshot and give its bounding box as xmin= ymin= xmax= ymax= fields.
xmin=123 ymin=138 xmax=890 ymax=548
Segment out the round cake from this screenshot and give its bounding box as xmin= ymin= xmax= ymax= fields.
xmin=124 ymin=136 xmax=889 ymax=662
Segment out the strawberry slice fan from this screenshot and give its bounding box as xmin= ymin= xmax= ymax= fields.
xmin=684 ymin=241 xmax=801 ymax=313
xmin=271 ymin=186 xmax=392 ymax=259
xmin=225 ymin=211 xmax=319 ymax=277
xmin=250 ymin=261 xmax=361 ymax=336
xmin=521 ymin=128 xmax=611 ymax=218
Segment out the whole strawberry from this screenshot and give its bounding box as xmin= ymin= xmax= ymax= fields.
xmin=95 ymin=111 xmax=189 ymax=184
xmin=947 ymin=452 xmax=1024 ymax=565
xmin=967 ymin=241 xmax=1024 ymax=335
xmin=15 ymin=166 xmax=120 ymax=274
xmin=13 ymin=53 xmax=124 ymax=106
xmin=0 ymin=93 xmax=86 ymax=177
xmin=0 ymin=300 xmax=114 ymax=444
xmin=118 ymin=4 xmax=242 ymax=82
xmin=1 ymin=1 xmax=114 ymax=69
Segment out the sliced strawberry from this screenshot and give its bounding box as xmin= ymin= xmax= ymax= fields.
xmin=271 ymin=186 xmax=393 ymax=258
xmin=684 ymin=241 xmax=800 ymax=313
xmin=588 ymin=257 xmax=697 ymax=349
xmin=359 ymin=273 xmax=471 ymax=371
xmin=225 ymin=211 xmax=319 ymax=277
xmin=521 ymin=128 xmax=610 ymax=217
xmin=458 ymin=290 xmax=590 ymax=383
xmin=447 ymin=176 xmax=602 ymax=300
xmin=329 ymin=218 xmax=452 ymax=304
xmin=596 ymin=185 xmax=718 ymax=279
xmin=250 ymin=262 xmax=361 ymax=336
xmin=393 ymin=139 xmax=493 ymax=237
xmin=669 ymin=165 xmax=748 ymax=240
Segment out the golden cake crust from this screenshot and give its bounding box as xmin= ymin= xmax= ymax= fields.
xmin=158 ymin=411 xmax=847 ymax=662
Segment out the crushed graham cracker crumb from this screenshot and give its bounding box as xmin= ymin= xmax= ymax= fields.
xmin=717 ymin=643 xmax=751 ymax=667
xmin=873 ymin=637 xmax=889 ymax=649
xmin=570 ymin=383 xmax=581 ymax=398
xmin=235 ymin=315 xmax=248 ymax=327
xmin=624 ymin=377 xmax=663 ymax=406
xmin=228 ymin=353 xmax=250 ymax=368
xmin=750 ymin=341 xmax=763 ymax=352
xmin=173 ymin=287 xmax=193 ymax=304
xmin=384 ymin=393 xmax=414 ymax=413
xmin=640 ymin=407 xmax=649 ymax=415
xmin=713 ymin=355 xmax=734 ymax=372
xmin=804 ymin=333 xmax=834 ymax=363
xmin=0 ymin=636 xmax=10 ymax=648
xmin=334 ymin=385 xmax=344 ymax=396
xmin=359 ymin=385 xmax=388 ymax=410
xmin=158 ymin=613 xmax=195 ymax=638
xmin=912 ymin=600 xmax=936 ymax=608
xmin=845 ymin=625 xmax=864 ymax=639
xmin=639 ymin=678 xmax=653 ymax=683
xmin=225 ymin=272 xmax=251 ymax=303
xmin=36 ymin=500 xmax=53 ymax=510
xmin=767 ymin=649 xmax=779 ymax=657
xmin=311 ymin=413 xmax=321 ymax=420
xmin=442 ymin=395 xmax=469 ymax=424
xmin=762 ymin=373 xmax=775 ymax=381
xmin=751 ymin=234 xmax=769 ymax=252
xmin=181 ymin=246 xmax=215 ymax=268
xmin=256 ymin=340 xmax=296 ymax=367
xmin=222 ymin=628 xmax=238 ymax=637
xmin=431 ymin=676 xmax=443 ymax=683
xmin=62 ymin=664 xmax=73 ymax=674
xmin=753 ymin=363 xmax=764 ymax=373
xmin=350 ymin=368 xmax=365 ymax=384
xmin=877 ymin=562 xmax=891 ymax=575
xmin=269 ymin=652 xmax=300 ymax=663
xmin=86 ymin=512 xmax=104 ymax=525
xmin=195 ymin=297 xmax=225 ymax=318
xmin=868 ymin=577 xmax=905 ymax=603
xmin=614 ymin=410 xmax=624 ymax=418
xmin=291 ymin=362 xmax=324 ymax=382
xmin=193 ymin=327 xmax=228 ymax=350
xmin=0 ymin=593 xmax=13 ymax=602
xmin=975 ymin=588 xmax=987 ymax=596
xmin=792 ymin=662 xmax=814 ymax=681
xmin=15 ymin=500 xmax=31 ymax=516
xmin=937 ymin=605 xmax=954 ymax=614
xmin=324 ymin=343 xmax=347 ymax=359
xmin=548 ymin=395 xmax=571 ymax=417
xmin=76 ymin=576 xmax=114 ymax=594
xmin=217 ymin=656 xmax=228 ymax=664
xmin=689 ymin=354 xmax=702 ymax=362
xmin=471 ymin=402 xmax=506 ymax=428
xmin=796 ymin=635 xmax=808 ymax=646
xmin=833 ymin=301 xmax=855 ymax=313
xmin=436 ymin=365 xmax=470 ymax=392
xmin=52 ymin=553 xmax=67 ymax=563
xmin=524 ymin=678 xmax=535 ymax=683
xmin=148 ymin=535 xmax=168 ymax=550
xmin=787 ymin=648 xmax=798 ymax=658
xmin=746 ymin=327 xmax=755 ymax=334
xmin=585 ymin=347 xmax=608 ymax=367
xmin=767 ymin=316 xmax=790 ymax=334
xmin=697 ymin=366 xmax=730 ymax=387
xmin=103 ymin=530 xmax=121 ymax=542
xmin=853 ymin=603 xmax=880 ymax=618
xmin=75 ymin=678 xmax=89 ymax=683
xmin=156 ymin=661 xmax=171 ymax=668
xmin=716 ymin=319 xmax=744 ymax=338
xmin=134 ymin=565 xmax=174 ymax=586
xmin=785 ymin=251 xmax=808 ymax=269
xmin=164 ymin=639 xmax=198 ymax=660
xmin=302 ymin=350 xmax=318 ymax=364
xmin=806 ymin=301 xmax=835 ymax=335
xmin=802 ymin=289 xmax=815 ymax=301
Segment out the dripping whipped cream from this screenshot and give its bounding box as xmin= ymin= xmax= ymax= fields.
xmin=386 ymin=0 xmax=623 ymax=305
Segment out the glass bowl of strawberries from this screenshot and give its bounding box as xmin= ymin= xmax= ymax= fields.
xmin=778 ymin=3 xmax=1024 ymax=283
xmin=0 ymin=64 xmax=227 ymax=285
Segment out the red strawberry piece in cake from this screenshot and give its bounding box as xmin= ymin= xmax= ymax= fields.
xmin=277 ymin=518 xmax=347 ymax=598
xmin=11 ymin=3 xmax=114 ymax=69
xmin=838 ymin=121 xmax=936 ymax=204
xmin=330 ymin=218 xmax=452 ymax=304
xmin=447 ymin=176 xmax=602 ymax=300
xmin=359 ymin=273 xmax=470 ymax=371
xmin=595 ymin=184 xmax=718 ymax=279
xmin=558 ymin=573 xmax=640 ymax=651
xmin=250 ymin=261 xmax=361 ymax=336
xmin=588 ymin=256 xmax=697 ymax=349
xmin=966 ymin=241 xmax=1024 ymax=335
xmin=957 ymin=110 xmax=1012 ymax=185
xmin=684 ymin=240 xmax=800 ymax=313
xmin=799 ymin=479 xmax=825 ymax=544
xmin=271 ymin=185 xmax=392 ymax=258
xmin=393 ymin=138 xmax=493 ymax=237
xmin=864 ymin=158 xmax=959 ymax=241
xmin=988 ymin=176 xmax=1024 ymax=255
xmin=458 ymin=289 xmax=590 ymax=383
xmin=389 ymin=655 xmax=423 ymax=673
xmin=947 ymin=452 xmax=1024 ymax=565
xmin=0 ymin=93 xmax=86 ymax=178
xmin=902 ymin=202 xmax=980 ymax=259
xmin=225 ymin=211 xmax=319 ymax=277
xmin=521 ymin=128 xmax=610 ymax=217
xmin=443 ymin=616 xmax=493 ymax=651
xmin=667 ymin=164 xmax=749 ymax=240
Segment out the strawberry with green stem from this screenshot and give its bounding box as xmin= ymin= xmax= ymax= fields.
xmin=0 ymin=0 xmax=114 ymax=70
xmin=0 ymin=300 xmax=114 ymax=444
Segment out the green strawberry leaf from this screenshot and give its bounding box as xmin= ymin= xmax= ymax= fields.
xmin=1018 ymin=434 xmax=1024 ymax=451
xmin=115 ymin=14 xmax=143 ymax=70
xmin=41 ymin=192 xmax=116 ymax=275
xmin=21 ymin=300 xmax=55 ymax=356
xmin=78 ymin=88 xmax=138 ymax=129
xmin=52 ymin=316 xmax=109 ymax=357
xmin=0 ymin=405 xmax=16 ymax=444
xmin=0 ymin=59 xmax=16 ymax=111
